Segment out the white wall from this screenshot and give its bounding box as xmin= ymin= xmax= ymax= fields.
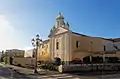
xmin=24 ymin=49 xmax=33 ymax=57
xmin=114 ymin=42 xmax=120 ymax=50
xmin=102 ymin=40 xmax=116 ymax=51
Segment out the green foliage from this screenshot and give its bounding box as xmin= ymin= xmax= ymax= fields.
xmin=3 ymin=56 xmax=10 ymax=64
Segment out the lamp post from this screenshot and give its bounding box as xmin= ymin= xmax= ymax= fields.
xmin=31 ymin=34 xmax=42 ymax=73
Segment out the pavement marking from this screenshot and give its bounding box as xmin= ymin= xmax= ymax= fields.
xmin=73 ymin=78 xmax=80 ymax=79
xmin=37 ymin=74 xmax=77 ymax=79
xmin=0 ymin=76 xmax=9 ymax=79
xmin=38 ymin=75 xmax=51 ymax=78
xmin=109 ymin=78 xmax=120 ymax=79
xmin=55 ymin=75 xmax=73 ymax=78
xmin=44 ymin=78 xmax=57 ymax=79
xmin=50 ymin=74 xmax=68 ymax=77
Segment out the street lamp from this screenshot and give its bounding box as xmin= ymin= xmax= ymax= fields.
xmin=31 ymin=34 xmax=42 ymax=73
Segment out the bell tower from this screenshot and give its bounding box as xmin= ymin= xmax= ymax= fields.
xmin=49 ymin=12 xmax=70 ymax=37
xmin=56 ymin=12 xmax=65 ymax=28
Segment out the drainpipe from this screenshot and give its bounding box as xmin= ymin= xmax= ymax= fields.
xmin=103 ymin=45 xmax=106 ymax=62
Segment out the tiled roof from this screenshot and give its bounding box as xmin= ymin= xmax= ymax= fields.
xmin=112 ymin=38 xmax=120 ymax=42
xmin=72 ymin=32 xmax=90 ymax=37
xmin=72 ymin=31 xmax=117 ymax=41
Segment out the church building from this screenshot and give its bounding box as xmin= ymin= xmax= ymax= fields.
xmin=38 ymin=13 xmax=120 ymax=65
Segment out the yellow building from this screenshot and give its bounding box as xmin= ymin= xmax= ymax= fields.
xmin=38 ymin=13 xmax=120 ymax=65
xmin=38 ymin=39 xmax=50 ymax=62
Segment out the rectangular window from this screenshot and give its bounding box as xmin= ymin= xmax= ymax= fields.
xmin=76 ymin=41 xmax=80 ymax=48
xmin=56 ymin=42 xmax=59 ymax=49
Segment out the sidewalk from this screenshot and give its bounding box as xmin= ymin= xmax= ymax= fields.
xmin=1 ymin=63 xmax=60 ymax=75
xmin=0 ymin=62 xmax=99 ymax=79
xmin=0 ymin=62 xmax=6 ymax=67
xmin=6 ymin=65 xmax=98 ymax=79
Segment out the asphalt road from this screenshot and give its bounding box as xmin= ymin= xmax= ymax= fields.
xmin=0 ymin=67 xmax=81 ymax=79
xmin=0 ymin=66 xmax=32 ymax=79
xmin=1 ymin=64 xmax=120 ymax=79
xmin=0 ymin=66 xmax=12 ymax=79
xmin=0 ymin=65 xmax=95 ymax=79
xmin=70 ymin=71 xmax=120 ymax=79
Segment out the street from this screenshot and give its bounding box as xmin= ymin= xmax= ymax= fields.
xmin=0 ymin=66 xmax=83 ymax=79
xmin=0 ymin=64 xmax=95 ymax=79
xmin=0 ymin=65 xmax=34 ymax=79
xmin=0 ymin=66 xmax=12 ymax=79
xmin=1 ymin=64 xmax=120 ymax=79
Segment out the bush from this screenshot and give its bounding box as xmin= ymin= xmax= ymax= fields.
xmin=39 ymin=61 xmax=57 ymax=71
xmin=3 ymin=56 xmax=10 ymax=64
xmin=53 ymin=58 xmax=61 ymax=66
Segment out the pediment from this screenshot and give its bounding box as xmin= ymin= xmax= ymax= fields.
xmin=49 ymin=26 xmax=69 ymax=37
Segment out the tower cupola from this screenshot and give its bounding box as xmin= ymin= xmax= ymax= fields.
xmin=56 ymin=12 xmax=65 ymax=28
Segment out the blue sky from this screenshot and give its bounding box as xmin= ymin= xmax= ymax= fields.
xmin=0 ymin=0 xmax=120 ymax=50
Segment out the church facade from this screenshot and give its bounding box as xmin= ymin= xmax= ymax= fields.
xmin=38 ymin=13 xmax=120 ymax=65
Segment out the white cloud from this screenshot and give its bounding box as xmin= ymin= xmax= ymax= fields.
xmin=0 ymin=14 xmax=47 ymax=51
xmin=0 ymin=15 xmax=27 ymax=50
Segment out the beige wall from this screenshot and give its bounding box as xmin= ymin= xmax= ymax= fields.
xmin=13 ymin=57 xmax=35 ymax=67
xmin=71 ymin=34 xmax=104 ymax=52
xmin=38 ymin=40 xmax=51 ymax=61
xmin=115 ymin=51 xmax=120 ymax=58
xmin=72 ymin=52 xmax=90 ymax=61
xmin=70 ymin=33 xmax=105 ymax=61
xmin=50 ymin=32 xmax=70 ymax=63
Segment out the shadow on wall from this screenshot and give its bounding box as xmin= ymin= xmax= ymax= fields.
xmin=70 ymin=58 xmax=83 ymax=64
xmin=83 ymin=56 xmax=120 ymax=63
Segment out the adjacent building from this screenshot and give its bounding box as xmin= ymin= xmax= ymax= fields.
xmin=24 ymin=49 xmax=35 ymax=58
xmin=38 ymin=39 xmax=50 ymax=61
xmin=5 ymin=49 xmax=25 ymax=57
